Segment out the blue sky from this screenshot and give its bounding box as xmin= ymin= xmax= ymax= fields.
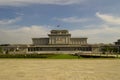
xmin=0 ymin=0 xmax=120 ymax=44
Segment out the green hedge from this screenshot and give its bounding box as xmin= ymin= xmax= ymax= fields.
xmin=0 ymin=54 xmax=79 ymax=59
xmin=0 ymin=54 xmax=117 ymax=59
xmin=0 ymin=54 xmax=51 ymax=58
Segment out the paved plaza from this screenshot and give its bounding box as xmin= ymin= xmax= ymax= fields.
xmin=0 ymin=59 xmax=120 ymax=80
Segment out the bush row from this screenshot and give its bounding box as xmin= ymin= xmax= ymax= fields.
xmin=0 ymin=53 xmax=117 ymax=58
xmin=0 ymin=54 xmax=55 ymax=58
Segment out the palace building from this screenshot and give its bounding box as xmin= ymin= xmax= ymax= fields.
xmin=32 ymin=30 xmax=87 ymax=45
xmin=28 ymin=30 xmax=92 ymax=53
xmin=0 ymin=30 xmax=104 ymax=54
xmin=0 ymin=30 xmax=119 ymax=55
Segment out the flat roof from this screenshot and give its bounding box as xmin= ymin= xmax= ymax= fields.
xmin=51 ymin=30 xmax=68 ymax=32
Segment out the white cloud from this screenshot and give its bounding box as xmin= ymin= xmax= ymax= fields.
xmin=0 ymin=25 xmax=50 ymax=44
xmin=0 ymin=17 xmax=21 ymax=25
xmin=54 ymin=17 xmax=90 ymax=23
xmin=0 ymin=24 xmax=119 ymax=44
xmin=96 ymin=12 xmax=120 ymax=24
xmin=0 ymin=0 xmax=84 ymax=6
xmin=70 ymin=24 xmax=120 ymax=44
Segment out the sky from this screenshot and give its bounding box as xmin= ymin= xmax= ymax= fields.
xmin=0 ymin=0 xmax=120 ymax=44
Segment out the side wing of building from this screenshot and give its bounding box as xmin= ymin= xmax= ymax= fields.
xmin=70 ymin=38 xmax=87 ymax=45
xmin=32 ymin=38 xmax=49 ymax=45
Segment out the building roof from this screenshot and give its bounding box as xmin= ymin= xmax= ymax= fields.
xmin=70 ymin=38 xmax=88 ymax=40
xmin=32 ymin=38 xmax=49 ymax=39
xmin=51 ymin=30 xmax=68 ymax=33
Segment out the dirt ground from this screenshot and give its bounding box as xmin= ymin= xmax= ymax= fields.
xmin=0 ymin=59 xmax=120 ymax=80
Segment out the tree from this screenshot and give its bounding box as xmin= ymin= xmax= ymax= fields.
xmin=113 ymin=47 xmax=118 ymax=53
xmin=101 ymin=46 xmax=107 ymax=54
xmin=0 ymin=47 xmax=3 ymax=53
xmin=108 ymin=47 xmax=113 ymax=53
xmin=100 ymin=46 xmax=113 ymax=56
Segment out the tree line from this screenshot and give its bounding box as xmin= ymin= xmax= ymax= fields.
xmin=100 ymin=46 xmax=120 ymax=54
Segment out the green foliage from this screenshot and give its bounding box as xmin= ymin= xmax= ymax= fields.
xmin=101 ymin=46 xmax=119 ymax=54
xmin=49 ymin=54 xmax=79 ymax=59
xmin=113 ymin=47 xmax=118 ymax=53
xmin=0 ymin=47 xmax=3 ymax=53
xmin=0 ymin=53 xmax=118 ymax=59
xmin=0 ymin=54 xmax=79 ymax=59
xmin=101 ymin=46 xmax=107 ymax=54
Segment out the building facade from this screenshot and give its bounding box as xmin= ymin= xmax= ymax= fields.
xmin=28 ymin=30 xmax=92 ymax=53
xmin=2 ymin=30 xmax=113 ymax=54
xmin=32 ymin=30 xmax=87 ymax=45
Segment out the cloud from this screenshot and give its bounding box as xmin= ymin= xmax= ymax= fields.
xmin=0 ymin=17 xmax=21 ymax=25
xmin=54 ymin=17 xmax=90 ymax=23
xmin=96 ymin=12 xmax=120 ymax=25
xmin=70 ymin=24 xmax=120 ymax=44
xmin=0 ymin=0 xmax=84 ymax=6
xmin=0 ymin=12 xmax=119 ymax=44
xmin=0 ymin=25 xmax=50 ymax=44
xmin=0 ymin=24 xmax=119 ymax=44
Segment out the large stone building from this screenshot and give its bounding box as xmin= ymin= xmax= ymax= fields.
xmin=28 ymin=34 xmax=120 ymax=53
xmin=3 ymin=29 xmax=118 ymax=54
xmin=28 ymin=30 xmax=92 ymax=53
xmin=32 ymin=30 xmax=87 ymax=45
